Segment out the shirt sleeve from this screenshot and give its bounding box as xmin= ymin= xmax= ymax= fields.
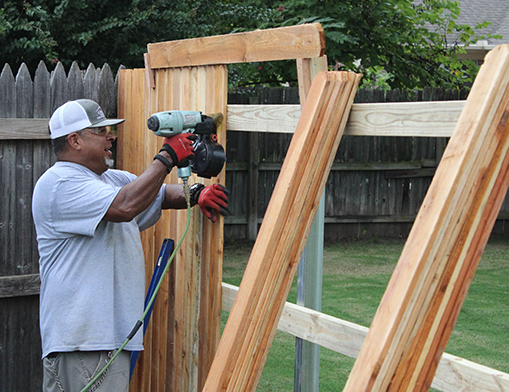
xmin=51 ymin=176 xmax=120 ymax=237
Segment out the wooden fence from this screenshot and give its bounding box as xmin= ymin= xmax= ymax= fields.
xmin=0 ymin=61 xmax=122 ymax=391
xmin=1 ymin=60 xmax=509 ymax=390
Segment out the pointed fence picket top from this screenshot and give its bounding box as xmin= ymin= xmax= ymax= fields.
xmin=0 ymin=64 xmax=16 ymax=118
xmin=97 ymin=63 xmax=116 ymax=118
xmin=34 ymin=61 xmax=51 ymax=118
xmin=0 ymin=61 xmax=125 ymax=121
xmin=50 ymin=62 xmax=67 ymax=112
xmin=15 ymin=63 xmax=34 ymax=119
xmin=84 ymin=63 xmax=99 ymax=103
xmin=66 ymin=61 xmax=84 ymax=102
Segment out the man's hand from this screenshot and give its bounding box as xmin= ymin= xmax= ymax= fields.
xmin=195 ymin=184 xmax=230 ymax=223
xmin=160 ymin=133 xmax=196 ymax=167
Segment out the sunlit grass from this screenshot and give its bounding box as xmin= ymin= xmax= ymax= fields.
xmin=222 ymin=238 xmax=509 ymax=391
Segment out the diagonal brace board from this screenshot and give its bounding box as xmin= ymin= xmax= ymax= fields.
xmin=344 ymin=44 xmax=509 ymax=392
xmin=202 ymin=71 xmax=361 ymax=392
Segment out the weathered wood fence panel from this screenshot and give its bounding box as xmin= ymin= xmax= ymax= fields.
xmin=0 ymin=61 xmax=120 ymax=391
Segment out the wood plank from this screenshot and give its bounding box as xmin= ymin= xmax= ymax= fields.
xmin=0 ymin=274 xmax=41 ymax=298
xmin=119 ymin=65 xmax=228 ymax=392
xmin=343 ymin=44 xmax=509 ymax=392
xmin=15 ymin=63 xmax=33 ymax=118
xmin=0 ymin=100 xmax=465 ymax=139
xmin=0 ymin=64 xmax=16 ymax=117
xmin=202 ymin=71 xmax=361 ymax=392
xmin=198 ymin=64 xmax=228 ymax=391
xmin=226 ymin=101 xmax=465 ymax=136
xmin=148 ymin=23 xmax=325 ymax=69
xmin=221 ymin=283 xmax=509 ymax=392
xmin=0 ymin=119 xmax=50 ymax=139
xmin=33 ymin=61 xmax=51 ymax=118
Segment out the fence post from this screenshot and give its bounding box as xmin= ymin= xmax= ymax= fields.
xmin=294 ymin=56 xmax=328 ymax=392
xmin=248 ymin=96 xmax=260 ymax=241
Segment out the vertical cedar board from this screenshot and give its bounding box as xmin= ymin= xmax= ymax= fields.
xmin=118 ymin=65 xmax=227 ymax=392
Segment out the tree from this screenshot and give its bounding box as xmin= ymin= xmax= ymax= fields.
xmin=227 ymin=0 xmax=500 ymax=89
xmin=0 ymin=0 xmax=500 ymax=90
xmin=0 ymin=0 xmax=277 ymax=74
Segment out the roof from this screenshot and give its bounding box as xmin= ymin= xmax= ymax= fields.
xmin=455 ymin=0 xmax=509 ymax=45
xmin=412 ymin=0 xmax=509 ymax=60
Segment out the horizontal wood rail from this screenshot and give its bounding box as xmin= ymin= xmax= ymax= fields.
xmin=226 ymin=101 xmax=465 ymax=136
xmin=0 ymin=100 xmax=464 ymax=140
xmin=0 ymin=274 xmax=41 ymax=298
xmin=147 ymin=23 xmax=325 ymax=69
xmin=222 ymin=282 xmax=509 ymax=392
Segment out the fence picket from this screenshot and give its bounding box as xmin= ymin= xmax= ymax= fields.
xmin=84 ymin=63 xmax=99 ymax=102
xmin=50 ymin=62 xmax=67 ymax=112
xmin=97 ymin=63 xmax=116 ymax=117
xmin=34 ymin=62 xmax=51 ymax=118
xmin=66 ymin=61 xmax=84 ymax=101
xmin=15 ymin=63 xmax=33 ymax=119
xmin=0 ymin=64 xmax=16 ymax=118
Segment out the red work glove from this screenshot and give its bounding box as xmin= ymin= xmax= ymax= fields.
xmin=160 ymin=133 xmax=196 ymax=167
xmin=192 ymin=184 xmax=230 ymax=223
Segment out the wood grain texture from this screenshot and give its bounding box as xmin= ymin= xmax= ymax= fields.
xmin=202 ymin=71 xmax=361 ymax=392
xmin=148 ymin=23 xmax=325 ymax=69
xmin=0 ymin=100 xmax=464 ymax=139
xmin=0 ymin=274 xmax=41 ymax=298
xmin=344 ymin=44 xmax=509 ymax=392
xmin=221 ymin=282 xmax=509 ymax=392
xmin=226 ymin=100 xmax=464 ymax=137
xmin=119 ymin=64 xmax=227 ymax=392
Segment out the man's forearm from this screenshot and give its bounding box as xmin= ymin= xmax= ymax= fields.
xmin=104 ymin=155 xmax=172 ymax=221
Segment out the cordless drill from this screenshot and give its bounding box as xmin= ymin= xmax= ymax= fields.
xmin=147 ymin=110 xmax=226 ymax=181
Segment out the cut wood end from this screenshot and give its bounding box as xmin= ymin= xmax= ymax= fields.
xmin=484 ymin=44 xmax=509 ymax=62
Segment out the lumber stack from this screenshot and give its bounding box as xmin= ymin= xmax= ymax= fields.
xmin=202 ymin=71 xmax=361 ymax=392
xmin=343 ymin=44 xmax=509 ymax=391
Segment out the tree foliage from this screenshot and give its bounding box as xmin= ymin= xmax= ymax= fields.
xmin=228 ymin=0 xmax=500 ymax=89
xmin=0 ymin=0 xmax=501 ymax=90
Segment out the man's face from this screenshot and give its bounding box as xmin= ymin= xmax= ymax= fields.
xmin=77 ymin=126 xmax=116 ymax=174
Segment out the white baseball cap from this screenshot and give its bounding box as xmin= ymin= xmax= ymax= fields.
xmin=49 ymin=99 xmax=125 ymax=139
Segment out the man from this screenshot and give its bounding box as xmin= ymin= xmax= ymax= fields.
xmin=32 ymin=99 xmax=229 ymax=392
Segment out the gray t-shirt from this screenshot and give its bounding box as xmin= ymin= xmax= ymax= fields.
xmin=32 ymin=161 xmax=165 ymax=358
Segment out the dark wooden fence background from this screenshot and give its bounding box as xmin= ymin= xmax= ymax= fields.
xmin=0 ymin=61 xmax=120 ymax=391
xmin=1 ymin=61 xmax=509 ymax=390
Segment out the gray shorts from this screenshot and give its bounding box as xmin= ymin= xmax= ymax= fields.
xmin=42 ymin=350 xmax=130 ymax=392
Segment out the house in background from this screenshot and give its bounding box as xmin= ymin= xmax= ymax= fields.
xmin=448 ymin=0 xmax=509 ymax=61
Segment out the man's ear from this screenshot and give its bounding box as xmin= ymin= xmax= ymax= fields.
xmin=67 ymin=132 xmax=83 ymax=150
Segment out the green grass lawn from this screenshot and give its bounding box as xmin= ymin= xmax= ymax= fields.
xmin=222 ymin=237 xmax=509 ymax=391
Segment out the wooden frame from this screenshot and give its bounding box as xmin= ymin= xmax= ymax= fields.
xmin=116 ymin=23 xmax=332 ymax=392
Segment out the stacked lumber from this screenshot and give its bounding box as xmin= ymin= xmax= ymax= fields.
xmin=344 ymin=44 xmax=509 ymax=391
xmin=202 ymin=70 xmax=361 ymax=392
